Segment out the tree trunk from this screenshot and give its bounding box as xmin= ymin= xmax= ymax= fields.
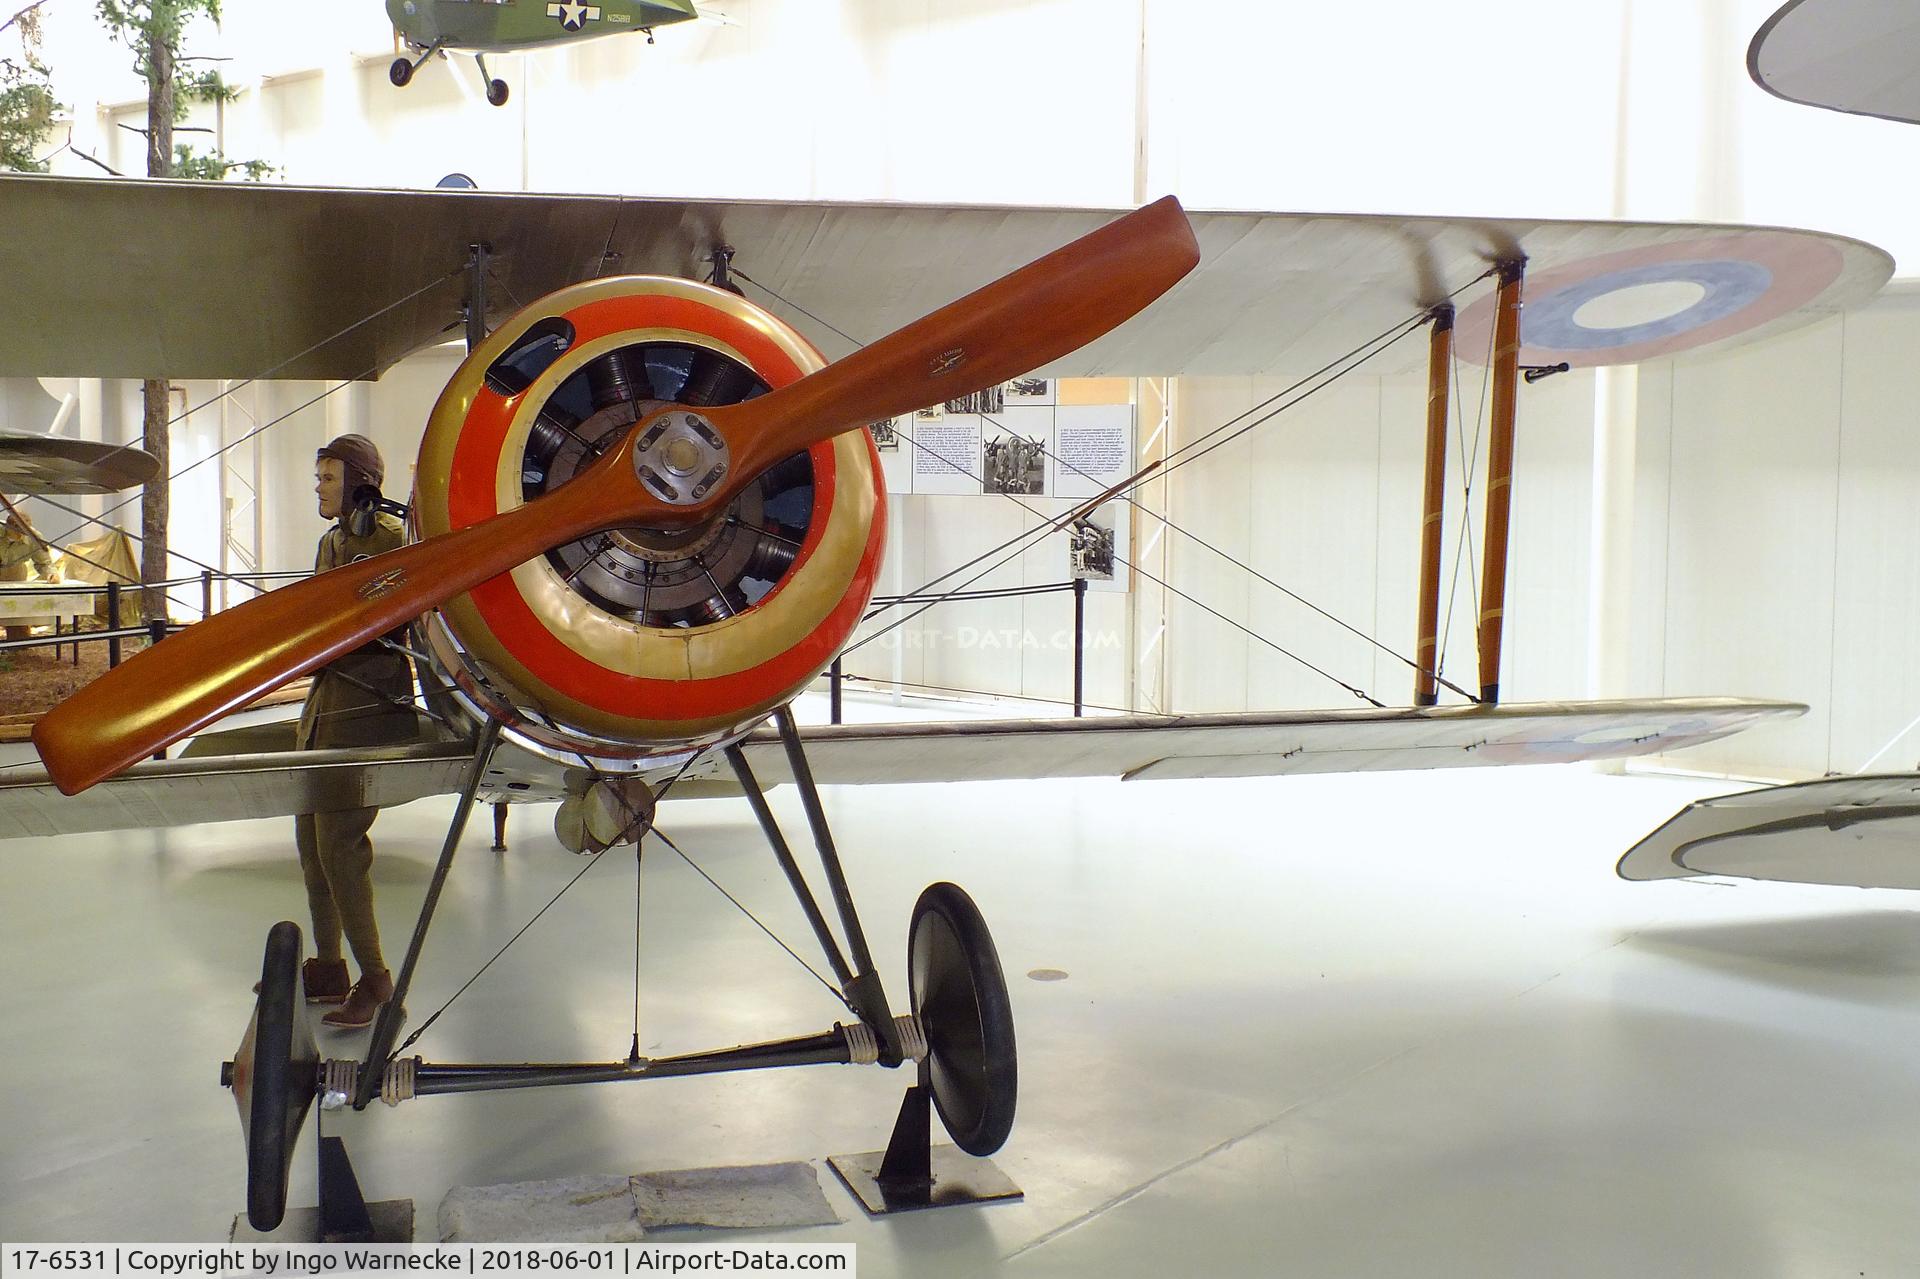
xmin=140 ymin=378 xmax=170 ymax=623
xmin=139 ymin=31 xmax=175 ymax=624
xmin=146 ymin=32 xmax=172 ymax=178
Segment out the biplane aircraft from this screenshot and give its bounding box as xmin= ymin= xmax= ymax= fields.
xmin=0 ymin=170 xmax=1892 ymax=1234
xmin=385 ymin=0 xmax=700 ymax=106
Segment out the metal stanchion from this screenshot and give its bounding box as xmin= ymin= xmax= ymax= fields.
xmin=147 ymin=616 xmax=169 ymax=761
xmin=106 ymin=582 xmax=121 ymax=668
xmin=1072 ymin=576 xmax=1087 ymax=718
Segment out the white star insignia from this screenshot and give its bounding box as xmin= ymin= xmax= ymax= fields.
xmin=546 ymin=1 xmax=599 ymax=29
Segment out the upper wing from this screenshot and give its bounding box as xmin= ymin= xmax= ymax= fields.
xmin=1748 ymin=0 xmax=1920 ymax=126
xmin=0 ymin=697 xmax=1801 ymax=839
xmin=0 ymin=174 xmax=1890 ymax=382
xmin=1618 ymin=771 xmax=1920 ymax=889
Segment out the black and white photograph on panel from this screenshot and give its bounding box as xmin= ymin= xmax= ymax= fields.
xmin=945 ymin=384 xmax=1006 ymax=415
xmin=982 ymin=406 xmax=1051 ymax=496
xmin=914 ymin=401 xmax=944 ymax=420
xmin=1068 ymin=505 xmax=1117 ymax=582
xmin=982 ymin=433 xmax=1045 ymax=494
xmin=1005 ymin=376 xmax=1055 ymax=405
xmin=1070 ymin=499 xmax=1129 ymax=592
xmin=867 ymin=418 xmax=899 ymax=450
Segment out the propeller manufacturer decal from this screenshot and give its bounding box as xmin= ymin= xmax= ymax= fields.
xmin=357 ymin=568 xmax=409 ymax=601
xmin=929 ymin=348 xmax=966 ymax=376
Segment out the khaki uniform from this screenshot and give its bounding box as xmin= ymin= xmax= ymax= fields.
xmin=0 ymin=519 xmax=55 ymax=582
xmin=296 ymin=512 xmax=417 ymax=972
xmin=1 ymin=519 xmax=58 ymax=641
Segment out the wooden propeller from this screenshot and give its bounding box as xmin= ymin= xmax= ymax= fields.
xmin=33 ymin=196 xmax=1200 ymax=794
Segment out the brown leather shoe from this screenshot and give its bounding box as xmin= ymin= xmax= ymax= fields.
xmin=252 ymin=957 xmax=351 ymax=1003
xmin=302 ymin=958 xmax=351 ymax=1004
xmin=321 ymin=969 xmax=396 ymax=1031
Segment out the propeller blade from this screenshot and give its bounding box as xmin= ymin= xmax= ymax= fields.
xmin=34 ymin=197 xmax=1200 ymax=793
xmin=706 ymin=195 xmax=1199 ymax=483
xmin=33 ymin=443 xmax=648 ymax=794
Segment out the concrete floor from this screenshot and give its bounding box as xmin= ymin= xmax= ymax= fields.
xmin=4 ymin=726 xmax=1919 ymax=1274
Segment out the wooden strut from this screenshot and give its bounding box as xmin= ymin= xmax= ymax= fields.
xmin=1414 ymin=304 xmax=1454 ymax=707
xmin=1476 ymin=260 xmax=1526 ymax=704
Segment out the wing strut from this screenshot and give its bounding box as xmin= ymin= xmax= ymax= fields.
xmin=1414 ymin=303 xmax=1455 ymax=706
xmin=1476 ymin=259 xmax=1526 ymax=704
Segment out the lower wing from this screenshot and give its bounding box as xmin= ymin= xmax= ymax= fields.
xmin=0 ymin=697 xmax=1800 ymax=840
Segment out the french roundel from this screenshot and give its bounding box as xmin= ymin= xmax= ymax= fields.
xmin=413 ymin=276 xmax=886 ymax=746
xmin=1454 ymin=230 xmax=1846 ymax=368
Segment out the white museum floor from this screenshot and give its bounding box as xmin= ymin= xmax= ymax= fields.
xmin=3 ymin=707 xmax=1919 ymax=1275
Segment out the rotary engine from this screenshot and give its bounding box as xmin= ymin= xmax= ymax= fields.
xmin=411 ymin=276 xmax=887 ymax=769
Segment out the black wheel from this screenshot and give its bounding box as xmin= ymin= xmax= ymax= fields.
xmin=908 ymin=882 xmax=1016 ymax=1156
xmin=486 ymin=78 xmax=509 ymax=106
xmin=228 ymin=922 xmax=319 ymax=1231
xmin=389 ymin=57 xmax=413 ymax=87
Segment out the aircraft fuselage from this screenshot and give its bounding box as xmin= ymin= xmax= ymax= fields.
xmin=387 ymin=0 xmax=698 ymax=54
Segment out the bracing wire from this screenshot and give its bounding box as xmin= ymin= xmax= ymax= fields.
xmin=741 ymin=258 xmax=1492 ymax=708
xmin=653 ymin=827 xmax=853 ymax=1014
xmin=81 ymin=268 xmax=463 ymax=483
xmin=396 ymin=841 xmax=619 ymax=1053
xmin=1437 ymin=291 xmax=1499 ymax=680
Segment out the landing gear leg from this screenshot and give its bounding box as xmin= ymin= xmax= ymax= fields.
xmin=725 ymin=708 xmax=899 ymax=1060
xmin=355 ymin=719 xmax=503 ymax=1109
xmin=389 ymin=39 xmax=442 ymax=87
xmin=744 ymin=710 xmax=1020 ymax=1214
xmin=475 ymin=54 xmax=509 ymax=107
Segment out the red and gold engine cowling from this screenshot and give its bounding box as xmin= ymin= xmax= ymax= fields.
xmin=411 ymin=276 xmax=886 ymax=766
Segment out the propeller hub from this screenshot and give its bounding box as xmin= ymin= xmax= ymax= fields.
xmin=663 ymin=437 xmax=702 ymax=475
xmin=632 ymin=409 xmax=730 ymax=506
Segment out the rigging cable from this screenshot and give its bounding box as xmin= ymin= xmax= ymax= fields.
xmin=736 ymin=260 xmax=1487 ymax=706
xmin=653 ymin=826 xmax=853 ymax=1014
xmin=390 ymin=748 xmax=712 ymax=1055
xmin=395 ymin=839 xmax=619 ymax=1054
xmin=852 ymin=312 xmax=1424 ymax=647
xmin=989 ymin=314 xmax=1480 ymax=702
xmin=81 ymin=267 xmax=464 ymax=484
xmin=1436 ymin=291 xmax=1499 ymax=682
xmin=26 ymin=364 xmax=380 ymax=586
xmin=841 ymin=308 xmax=1447 ymax=704
xmin=844 ymin=406 xmax=1388 ymax=706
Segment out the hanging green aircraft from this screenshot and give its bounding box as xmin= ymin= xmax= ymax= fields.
xmin=385 ymin=0 xmax=700 ymax=106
